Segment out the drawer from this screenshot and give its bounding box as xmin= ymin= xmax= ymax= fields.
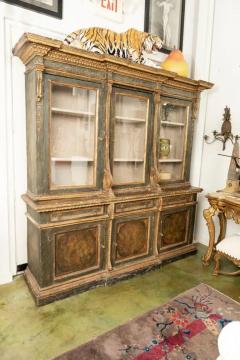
xmin=50 ymin=205 xmax=106 ymax=223
xmin=115 ymin=199 xmax=156 ymax=214
xmin=162 ymin=194 xmax=194 ymax=207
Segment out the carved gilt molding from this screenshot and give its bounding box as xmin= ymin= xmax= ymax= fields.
xmin=13 ymin=33 xmax=214 ymax=94
xmin=36 ymin=69 xmax=43 ymax=102
xmin=103 ymin=81 xmax=113 ymax=193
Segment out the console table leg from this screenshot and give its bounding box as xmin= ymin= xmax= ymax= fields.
xmin=213 ymin=252 xmax=221 ymax=275
xmin=202 ymin=206 xmax=216 ymax=266
xmin=217 ymin=212 xmax=226 ymax=245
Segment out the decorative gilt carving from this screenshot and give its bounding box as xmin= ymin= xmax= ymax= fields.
xmin=154 ymin=209 xmax=160 ymax=256
xmin=213 ymin=250 xmax=240 ymax=276
xmin=106 ymin=203 xmax=114 ymax=271
xmin=36 ymin=70 xmax=43 ymax=102
xmin=13 ymin=33 xmax=214 ymax=93
xmin=223 ymin=206 xmax=240 ymax=223
xmin=103 ymin=81 xmax=113 ymax=194
xmin=47 ymin=50 xmax=105 ymax=71
xmin=23 ymin=190 xmax=161 ymax=212
xmin=14 ymin=43 xmax=51 ymax=65
xmin=203 ymin=192 xmax=240 ymax=268
xmin=105 ymin=62 xmax=161 ymax=83
xmin=202 ymin=206 xmax=217 ymax=266
xmin=150 ymin=167 xmax=161 ymax=189
xmin=103 ymin=169 xmax=113 ymax=191
xmin=44 ymin=67 xmax=103 ymax=84
xmin=150 ymin=91 xmax=162 ymax=190
xmin=27 ymin=213 xmax=108 ymax=229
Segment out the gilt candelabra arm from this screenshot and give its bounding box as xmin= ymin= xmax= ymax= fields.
xmin=204 ymin=106 xmax=239 ymax=150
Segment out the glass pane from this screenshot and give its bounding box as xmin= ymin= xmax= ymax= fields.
xmin=50 ymin=83 xmax=97 ymax=187
xmin=112 ymin=94 xmax=148 ymax=184
xmin=158 ymin=101 xmax=188 ymax=181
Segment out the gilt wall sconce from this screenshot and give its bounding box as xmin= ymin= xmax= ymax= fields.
xmin=204 ymin=106 xmax=239 ymax=150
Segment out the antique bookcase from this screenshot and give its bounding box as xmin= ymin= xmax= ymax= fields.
xmin=13 ymin=33 xmax=213 ymax=305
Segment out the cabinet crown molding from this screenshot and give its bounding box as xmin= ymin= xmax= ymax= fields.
xmin=13 ymin=33 xmax=213 ymax=93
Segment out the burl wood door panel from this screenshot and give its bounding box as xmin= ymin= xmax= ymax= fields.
xmin=52 ymin=222 xmax=106 ymax=279
xmin=158 ymin=206 xmax=194 ymax=252
xmin=112 ymin=214 xmax=153 ymax=265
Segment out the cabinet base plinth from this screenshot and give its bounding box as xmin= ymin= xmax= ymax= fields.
xmin=25 ymin=244 xmax=197 ymax=306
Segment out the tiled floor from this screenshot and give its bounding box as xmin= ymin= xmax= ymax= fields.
xmin=0 ymin=244 xmax=239 ymax=360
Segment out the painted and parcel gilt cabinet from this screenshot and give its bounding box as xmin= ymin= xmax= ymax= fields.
xmin=13 ymin=33 xmax=213 ymax=305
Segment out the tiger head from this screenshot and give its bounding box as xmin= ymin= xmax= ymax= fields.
xmin=143 ymin=33 xmax=163 ymax=53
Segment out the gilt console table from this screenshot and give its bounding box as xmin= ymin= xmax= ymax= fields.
xmin=202 ymin=192 xmax=240 ymax=265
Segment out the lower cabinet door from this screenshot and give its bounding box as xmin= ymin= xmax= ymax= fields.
xmin=158 ymin=206 xmax=195 ymax=252
xmin=45 ymin=220 xmax=107 ymax=282
xmin=111 ymin=213 xmax=154 ymax=266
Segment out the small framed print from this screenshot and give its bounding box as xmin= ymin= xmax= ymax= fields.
xmin=2 ymin=0 xmax=63 ymax=19
xmin=144 ymin=0 xmax=185 ymax=54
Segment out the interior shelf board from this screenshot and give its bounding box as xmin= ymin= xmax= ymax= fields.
xmin=52 ymin=107 xmax=95 ymax=117
xmin=159 ymin=159 xmax=183 ymax=163
xmin=114 ymin=158 xmax=144 ymax=162
xmin=161 ymin=121 xmax=184 ymax=127
xmin=51 ymin=157 xmax=94 ymax=162
xmin=115 ymin=115 xmax=145 ymax=123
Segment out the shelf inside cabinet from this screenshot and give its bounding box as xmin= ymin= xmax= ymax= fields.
xmin=51 ymin=157 xmax=94 ymax=162
xmin=114 ymin=158 xmax=144 ymax=162
xmin=52 ymin=107 xmax=95 ymax=117
xmin=158 ymin=159 xmax=182 ymax=163
xmin=161 ymin=121 xmax=184 ymax=127
xmin=115 ymin=115 xmax=145 ymax=123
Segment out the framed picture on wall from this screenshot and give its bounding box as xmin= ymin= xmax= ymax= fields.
xmin=1 ymin=0 xmax=63 ymax=18
xmin=144 ymin=0 xmax=185 ymax=54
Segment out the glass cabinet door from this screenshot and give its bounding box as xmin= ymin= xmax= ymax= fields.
xmin=111 ymin=91 xmax=149 ymax=186
xmin=158 ymin=98 xmax=190 ymax=182
xmin=50 ymin=82 xmax=98 ymax=188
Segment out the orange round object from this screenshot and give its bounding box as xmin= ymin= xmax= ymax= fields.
xmin=161 ymin=50 xmax=189 ymax=77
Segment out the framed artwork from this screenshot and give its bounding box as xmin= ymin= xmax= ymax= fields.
xmin=144 ymin=0 xmax=185 ymax=54
xmin=2 ymin=0 xmax=63 ymax=18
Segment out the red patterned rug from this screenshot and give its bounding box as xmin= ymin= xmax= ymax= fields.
xmin=55 ymin=284 xmax=240 ymax=360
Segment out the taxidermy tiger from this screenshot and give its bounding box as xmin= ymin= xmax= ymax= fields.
xmin=63 ymin=27 xmax=163 ymax=64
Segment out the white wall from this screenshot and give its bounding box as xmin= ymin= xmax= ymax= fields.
xmin=192 ymin=0 xmax=240 ymax=245
xmin=3 ymin=0 xmax=234 ymax=284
